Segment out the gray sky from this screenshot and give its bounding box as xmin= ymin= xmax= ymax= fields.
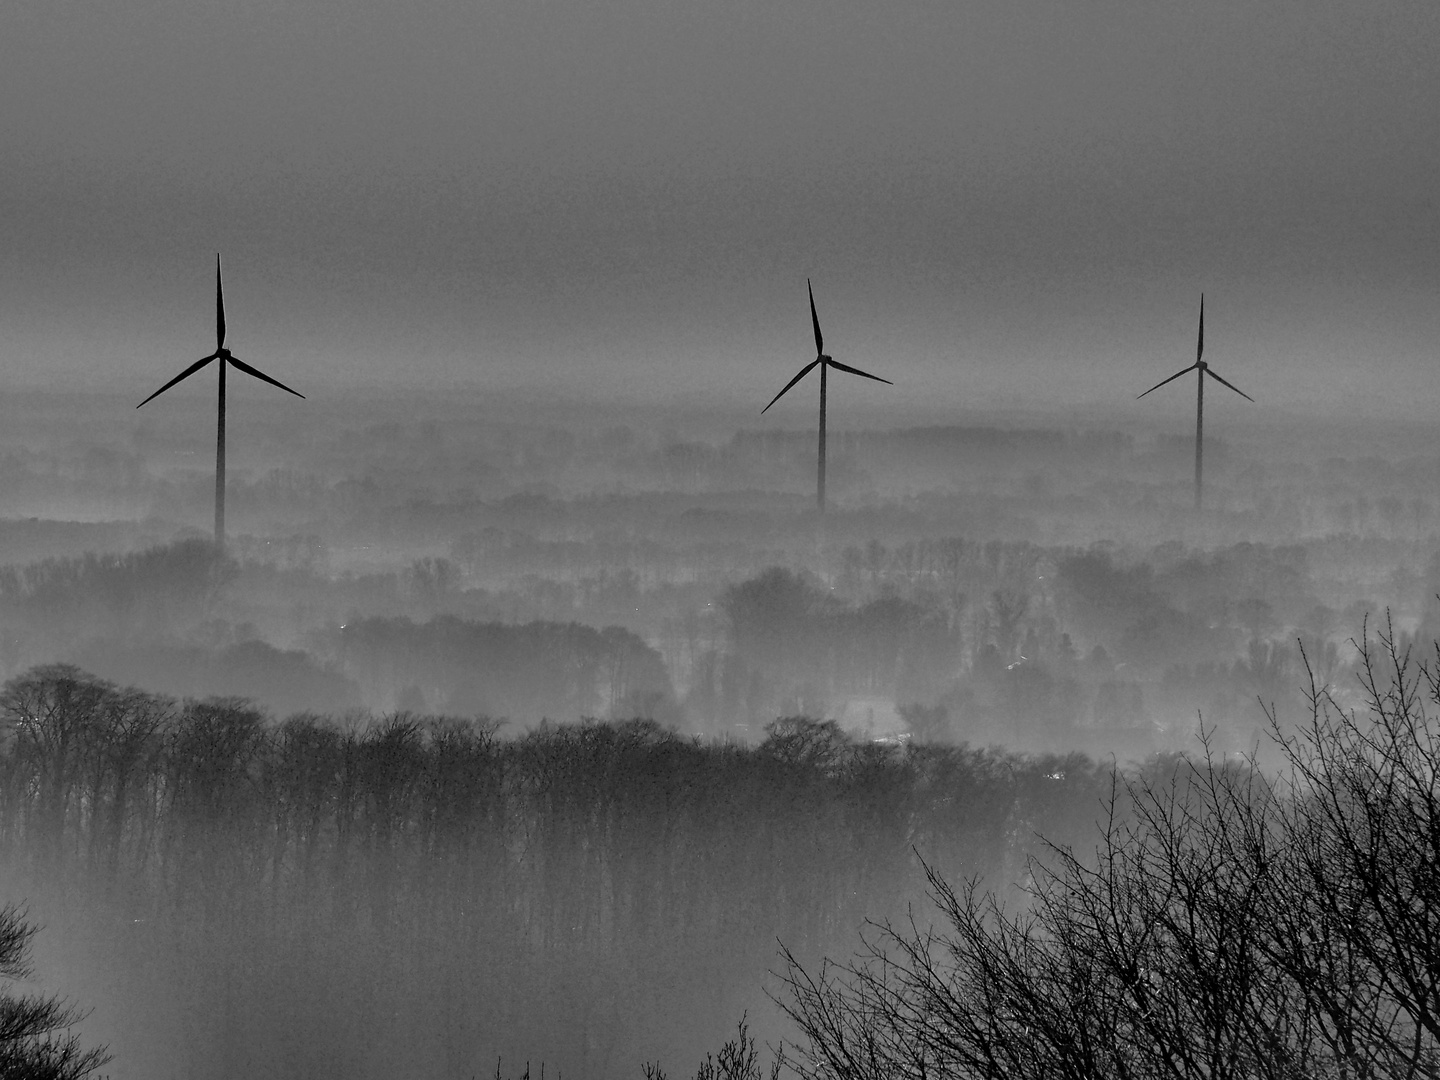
xmin=2 ymin=0 xmax=1437 ymax=420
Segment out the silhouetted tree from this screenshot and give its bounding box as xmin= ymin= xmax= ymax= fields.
xmin=0 ymin=904 xmax=109 ymax=1080
xmin=0 ymin=666 xmax=115 ymax=863
xmin=642 ymin=1015 xmax=781 ymax=1080
xmin=775 ymin=621 xmax=1440 ymax=1079
xmin=722 ymin=568 xmax=829 ymax=670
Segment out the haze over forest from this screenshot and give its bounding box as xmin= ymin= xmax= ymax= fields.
xmin=1 ymin=0 xmax=1438 ymax=1077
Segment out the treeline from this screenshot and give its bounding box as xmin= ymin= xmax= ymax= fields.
xmin=0 ymin=664 xmax=1118 ymax=1079
xmin=313 ymin=614 xmax=679 ymax=723
xmin=1 ymin=536 xmax=1430 ymax=751
xmin=726 ymin=425 xmax=1132 ymax=475
xmin=687 ymin=544 xmax=1335 ymax=746
xmin=688 ymin=537 xmax=1439 ymax=749
xmin=0 ymin=540 xmax=684 ymax=724
xmin=0 ymin=538 xmax=224 ymax=660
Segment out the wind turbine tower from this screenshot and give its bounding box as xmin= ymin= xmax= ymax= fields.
xmin=762 ymin=280 xmax=892 ymax=513
xmin=1137 ymin=294 xmax=1253 ymax=510
xmin=137 ymin=255 xmax=305 ymax=549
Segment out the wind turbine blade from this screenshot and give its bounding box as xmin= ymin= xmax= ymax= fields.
xmin=807 ymin=279 xmax=823 ymax=357
xmin=1136 ymin=364 xmax=1198 ymax=399
xmin=826 ymin=358 xmax=893 ymax=385
xmin=227 ymin=355 xmax=306 ymax=399
xmin=761 ymin=359 xmax=820 ymax=414
xmin=1204 ymin=367 xmax=1254 ymax=402
xmin=216 ymin=253 xmax=226 ymax=351
xmin=1197 ymin=293 xmax=1203 ymax=363
xmin=136 ymin=353 xmax=220 ymax=408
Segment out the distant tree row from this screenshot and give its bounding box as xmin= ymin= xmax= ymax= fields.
xmin=0 ymin=539 xmax=688 ymax=725
xmin=0 ymin=663 xmax=1120 ymax=1078
xmin=696 ymin=553 xmax=1352 ymax=749
xmin=314 ymin=614 xmax=679 ymax=723
xmin=0 ymin=666 xmax=1112 ymax=944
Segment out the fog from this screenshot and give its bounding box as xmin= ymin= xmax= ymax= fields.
xmin=0 ymin=379 xmax=1437 ymax=1077
xmin=4 ymin=385 xmax=1437 ymax=746
xmin=5 ymin=0 xmax=1440 ymax=1069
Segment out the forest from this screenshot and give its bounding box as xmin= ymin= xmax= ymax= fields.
xmin=0 ymin=388 xmax=1437 ymax=1077
xmin=0 ymin=662 xmax=1115 ymax=1077
xmin=4 ymin=627 xmax=1438 ymax=1078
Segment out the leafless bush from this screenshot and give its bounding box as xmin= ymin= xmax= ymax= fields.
xmin=774 ymin=617 xmax=1440 ymax=1079
xmin=0 ymin=904 xmax=109 ymax=1080
xmin=642 ymin=1015 xmax=781 ymax=1080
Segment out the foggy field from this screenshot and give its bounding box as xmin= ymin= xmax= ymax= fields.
xmin=0 ymin=387 xmax=1437 ymax=1076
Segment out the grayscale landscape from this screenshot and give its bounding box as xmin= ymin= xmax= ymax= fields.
xmin=1 ymin=1 xmax=1438 ymax=1078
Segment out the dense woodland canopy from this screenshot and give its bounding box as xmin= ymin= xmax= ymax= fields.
xmin=0 ymin=662 xmax=1115 ymax=1078
xmin=0 ymin=394 xmax=1435 ymax=757
xmin=0 ymin=531 xmax=1431 ymax=765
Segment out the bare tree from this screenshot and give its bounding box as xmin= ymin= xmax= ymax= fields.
xmin=0 ymin=904 xmax=109 ymax=1080
xmin=774 ymin=620 xmax=1440 ymax=1079
xmin=1257 ymin=621 xmax=1440 ymax=1075
xmin=0 ymin=666 xmax=115 ymax=863
xmin=642 ymin=1015 xmax=781 ymax=1080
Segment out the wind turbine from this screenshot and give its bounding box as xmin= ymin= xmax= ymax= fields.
xmin=762 ymin=280 xmax=892 ymax=513
xmin=1137 ymin=294 xmax=1252 ymax=510
xmin=137 ymin=255 xmax=304 ymax=549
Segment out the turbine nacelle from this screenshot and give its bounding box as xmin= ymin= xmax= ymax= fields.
xmin=137 ymin=256 xmax=304 ymax=409
xmin=1136 ymin=297 xmax=1252 ymax=404
xmin=762 ymin=282 xmax=891 ymax=413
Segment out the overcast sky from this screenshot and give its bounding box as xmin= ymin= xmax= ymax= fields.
xmin=2 ymin=0 xmax=1436 ymax=421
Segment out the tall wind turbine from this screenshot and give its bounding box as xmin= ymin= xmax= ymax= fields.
xmin=137 ymin=255 xmax=304 ymax=549
xmin=762 ymin=280 xmax=892 ymax=514
xmin=1137 ymin=294 xmax=1253 ymax=510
